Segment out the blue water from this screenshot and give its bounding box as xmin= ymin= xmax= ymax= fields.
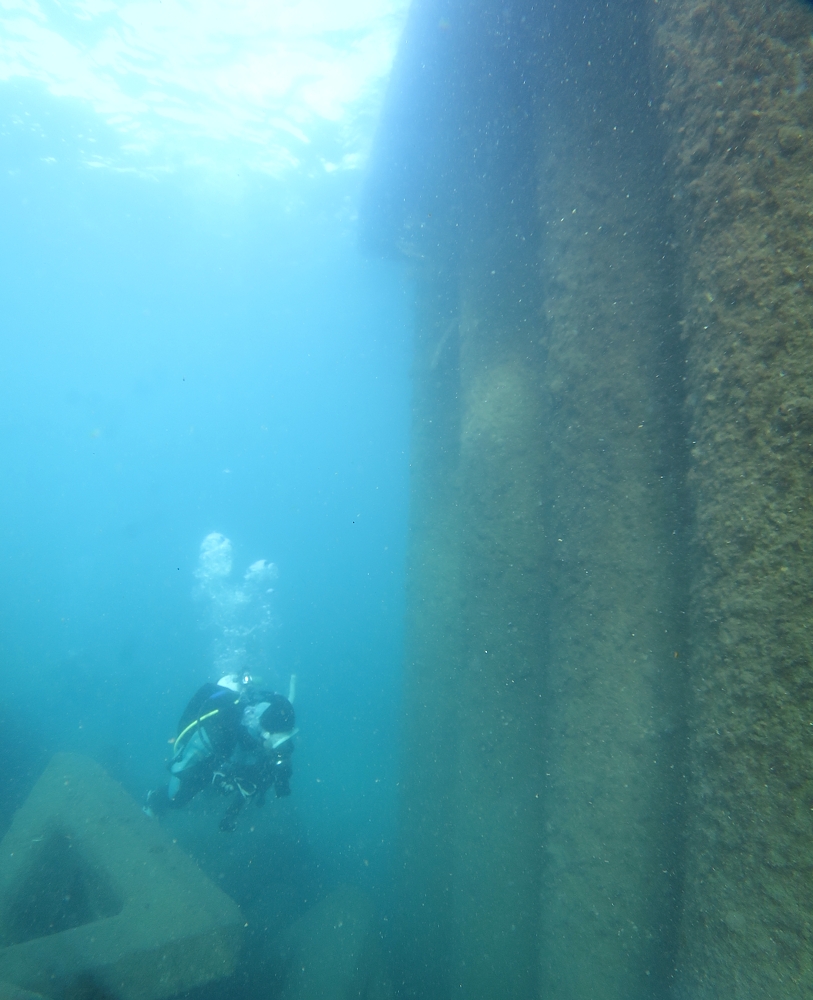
xmin=0 ymin=70 xmax=411 ymax=893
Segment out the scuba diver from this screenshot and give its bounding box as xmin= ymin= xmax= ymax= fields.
xmin=144 ymin=672 xmax=297 ymax=832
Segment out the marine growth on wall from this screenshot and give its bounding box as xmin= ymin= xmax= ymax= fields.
xmin=361 ymin=0 xmax=813 ymax=998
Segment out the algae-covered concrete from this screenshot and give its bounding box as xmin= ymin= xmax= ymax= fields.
xmin=0 ymin=753 xmax=242 ymax=1000
xmin=451 ymin=231 xmax=548 ymax=1000
xmin=364 ymin=0 xmax=813 ymax=997
xmin=374 ymin=5 xmax=553 ymax=996
xmin=536 ymin=7 xmax=687 ymax=998
xmin=397 ymin=237 xmax=548 ymax=1000
xmin=654 ymin=1 xmax=813 ymax=995
xmin=275 ymin=886 xmax=393 ymax=1000
xmin=367 ymin=3 xmax=687 ymax=998
xmin=394 ymin=272 xmax=463 ymax=998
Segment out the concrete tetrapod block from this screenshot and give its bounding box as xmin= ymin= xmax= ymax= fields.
xmin=0 ymin=983 xmax=48 ymax=1000
xmin=276 ymin=886 xmax=392 ymax=1000
xmin=0 ymin=753 xmax=243 ymax=1000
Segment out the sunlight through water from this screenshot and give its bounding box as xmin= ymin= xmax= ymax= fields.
xmin=0 ymin=0 xmax=409 ymax=175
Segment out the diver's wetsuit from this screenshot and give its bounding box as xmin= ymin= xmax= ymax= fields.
xmin=150 ymin=682 xmax=294 ymax=830
xmin=167 ymin=683 xmax=243 ymax=805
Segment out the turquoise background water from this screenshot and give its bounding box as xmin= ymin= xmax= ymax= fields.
xmin=0 ymin=62 xmax=411 ymax=897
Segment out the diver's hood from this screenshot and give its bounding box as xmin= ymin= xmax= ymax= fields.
xmin=241 ymin=701 xmax=297 ymax=750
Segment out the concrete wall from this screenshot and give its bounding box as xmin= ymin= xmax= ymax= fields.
xmin=367 ymin=1 xmax=813 ymax=997
xmin=394 ymin=273 xmax=463 ymax=999
xmin=450 ymin=232 xmax=548 ymax=1000
xmin=396 ymin=226 xmax=549 ymax=1000
xmin=538 ymin=138 xmax=685 ymax=1000
xmin=655 ymin=0 xmax=813 ymax=995
xmin=536 ymin=7 xmax=687 ymax=998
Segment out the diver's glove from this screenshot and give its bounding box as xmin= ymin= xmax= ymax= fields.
xmin=219 ymin=793 xmax=246 ymax=832
xmin=211 ymin=769 xmax=237 ymax=796
xmin=219 ymin=809 xmax=239 ymax=833
xmin=217 ymin=777 xmax=257 ymax=832
xmin=274 ymin=757 xmax=292 ymax=797
xmin=143 ymin=788 xmax=170 ymax=818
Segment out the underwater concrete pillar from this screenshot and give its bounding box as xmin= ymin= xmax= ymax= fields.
xmin=655 ymin=1 xmax=813 ymax=995
xmin=390 ymin=120 xmax=550 ymax=1000
xmin=394 ymin=271 xmax=463 ymax=999
xmin=536 ymin=8 xmax=687 ymax=998
xmin=395 ymin=221 xmax=548 ymax=1000
xmin=451 ymin=231 xmax=548 ymax=1000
